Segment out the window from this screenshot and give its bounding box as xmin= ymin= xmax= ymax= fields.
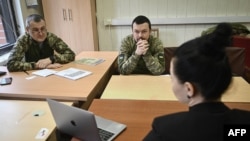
xmin=0 ymin=0 xmax=18 ymax=56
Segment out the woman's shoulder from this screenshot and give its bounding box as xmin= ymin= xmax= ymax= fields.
xmin=155 ymin=111 xmax=189 ymax=123
xmin=230 ymin=109 xmax=250 ymax=118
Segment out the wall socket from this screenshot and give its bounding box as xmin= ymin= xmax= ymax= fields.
xmin=25 ymin=0 xmax=38 ymax=7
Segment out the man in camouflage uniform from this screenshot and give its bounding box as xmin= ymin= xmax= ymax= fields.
xmin=118 ymin=15 xmax=165 ymax=75
xmin=7 ymin=14 xmax=75 ymax=72
xmin=201 ymin=23 xmax=250 ymax=36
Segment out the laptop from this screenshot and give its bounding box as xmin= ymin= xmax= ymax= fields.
xmin=47 ymin=98 xmax=126 ymax=141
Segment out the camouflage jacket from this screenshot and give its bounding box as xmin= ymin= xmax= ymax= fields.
xmin=7 ymin=32 xmax=75 ymax=72
xmin=201 ymin=23 xmax=250 ymax=36
xmin=118 ymin=35 xmax=165 ymax=75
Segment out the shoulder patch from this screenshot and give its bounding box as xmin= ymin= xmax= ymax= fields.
xmin=119 ymin=54 xmax=125 ymax=60
xmin=158 ymin=53 xmax=164 ymax=59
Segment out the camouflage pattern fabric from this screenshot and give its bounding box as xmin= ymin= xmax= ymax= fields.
xmin=118 ymin=34 xmax=165 ymax=75
xmin=201 ymin=23 xmax=250 ymax=36
xmin=7 ymin=32 xmax=75 ymax=72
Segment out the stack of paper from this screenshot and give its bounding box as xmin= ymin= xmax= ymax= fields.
xmin=32 ymin=69 xmax=57 ymax=77
xmin=75 ymin=58 xmax=105 ymax=66
xmin=32 ymin=68 xmax=92 ymax=80
xmin=54 ymin=68 xmax=92 ymax=80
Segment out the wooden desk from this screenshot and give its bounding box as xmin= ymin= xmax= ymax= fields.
xmin=89 ymin=99 xmax=250 ymax=141
xmin=101 ymin=75 xmax=250 ymax=102
xmin=0 ymin=100 xmax=72 ymax=141
xmin=0 ymin=51 xmax=118 ymax=108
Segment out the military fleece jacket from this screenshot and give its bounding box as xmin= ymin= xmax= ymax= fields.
xmin=7 ymin=32 xmax=75 ymax=72
xmin=118 ymin=35 xmax=165 ymax=75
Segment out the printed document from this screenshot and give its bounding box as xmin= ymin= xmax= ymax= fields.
xmin=32 ymin=69 xmax=57 ymax=77
xmin=75 ymin=58 xmax=105 ymax=66
xmin=54 ymin=68 xmax=92 ymax=80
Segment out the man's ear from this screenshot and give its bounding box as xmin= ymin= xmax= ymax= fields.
xmin=25 ymin=27 xmax=29 ymax=34
xmin=184 ymin=82 xmax=195 ymax=98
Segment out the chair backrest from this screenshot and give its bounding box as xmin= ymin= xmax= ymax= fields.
xmin=163 ymin=47 xmax=177 ymax=74
xmin=151 ymin=28 xmax=159 ymax=38
xmin=163 ymin=47 xmax=246 ymax=76
xmin=226 ymin=47 xmax=246 ymax=76
xmin=232 ymin=36 xmax=250 ymax=67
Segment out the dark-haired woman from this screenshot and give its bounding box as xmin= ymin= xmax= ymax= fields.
xmin=143 ymin=23 xmax=250 ymax=141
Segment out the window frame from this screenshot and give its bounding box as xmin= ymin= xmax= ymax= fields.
xmin=0 ymin=0 xmax=18 ymax=56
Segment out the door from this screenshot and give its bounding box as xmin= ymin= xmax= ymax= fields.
xmin=42 ymin=0 xmax=71 ymax=51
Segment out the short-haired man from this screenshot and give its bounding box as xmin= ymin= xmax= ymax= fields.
xmin=7 ymin=14 xmax=75 ymax=72
xmin=118 ymin=15 xmax=165 ymax=75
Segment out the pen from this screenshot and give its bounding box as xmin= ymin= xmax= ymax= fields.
xmin=24 ymin=71 xmax=29 ymax=75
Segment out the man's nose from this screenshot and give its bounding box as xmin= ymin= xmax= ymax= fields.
xmin=138 ymin=32 xmax=143 ymax=37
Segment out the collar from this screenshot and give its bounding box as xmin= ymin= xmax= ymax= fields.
xmin=189 ymin=102 xmax=230 ymax=113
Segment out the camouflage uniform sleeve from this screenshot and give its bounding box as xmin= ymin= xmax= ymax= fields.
xmin=118 ymin=35 xmax=140 ymax=75
xmin=47 ymin=33 xmax=76 ymax=63
xmin=7 ymin=35 xmax=35 ymax=72
xmin=142 ymin=37 xmax=165 ymax=75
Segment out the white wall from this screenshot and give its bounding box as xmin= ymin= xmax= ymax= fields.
xmin=96 ymin=0 xmax=250 ymax=51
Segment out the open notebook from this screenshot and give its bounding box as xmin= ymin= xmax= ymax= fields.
xmin=47 ymin=99 xmax=126 ymax=141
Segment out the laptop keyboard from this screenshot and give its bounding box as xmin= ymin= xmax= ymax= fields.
xmin=98 ymin=128 xmax=114 ymax=141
